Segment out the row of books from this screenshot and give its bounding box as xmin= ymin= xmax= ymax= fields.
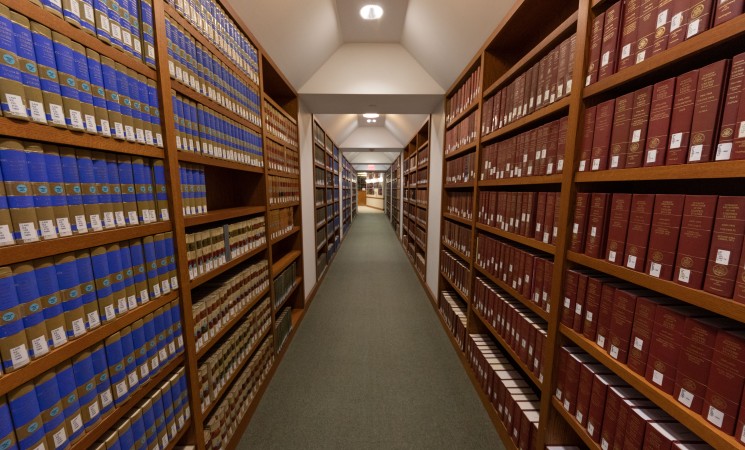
xmin=473 ymin=277 xmax=547 ymax=382
xmin=475 ymin=233 xmax=554 ymax=313
xmin=0 ymin=9 xmax=164 ymax=144
xmin=445 ymin=153 xmax=476 ymax=185
xmin=0 ymin=232 xmax=177 ymax=372
xmin=438 ymin=292 xmax=467 ymax=351
xmin=0 ymin=300 xmax=183 ymax=450
xmin=0 ymin=143 xmax=168 ymax=245
xmin=264 ymin=102 xmax=298 ymax=148
xmin=268 ymin=207 xmax=295 ymax=242
xmin=586 ymin=0 xmax=744 ymax=86
xmin=581 ymin=56 xmax=745 ymax=171
xmin=198 ymin=297 xmax=271 ymax=413
xmin=561 ymin=268 xmax=745 ymax=437
xmin=556 ymin=347 xmax=716 ymax=449
xmin=203 ymin=335 xmax=273 ymax=450
xmin=171 ymin=92 xmax=264 ymax=168
xmin=185 ymin=216 xmax=266 ymax=280
xmin=477 ymin=191 xmax=562 ymax=246
xmin=418 ymin=145 xmax=429 ymax=167
xmin=266 ymin=139 xmax=299 ymax=175
xmin=445 ymin=191 xmax=474 ymax=221
xmin=416 ymin=167 xmax=428 ymax=186
xmin=273 ymin=261 xmax=297 ymax=309
xmin=446 ymin=66 xmax=481 ymax=125
xmin=314 ymin=167 xmax=326 ymax=187
xmin=440 ymin=249 xmax=471 ymax=296
xmin=191 ymin=260 xmax=269 ymax=354
xmin=267 ymin=175 xmax=300 ymax=206
xmin=164 ymin=16 xmax=261 ymax=127
xmin=165 ymin=0 xmax=260 ymax=84
xmin=480 ymin=118 xmax=568 ymax=181
xmin=482 ymin=34 xmax=576 ymax=136
xmin=314 ymin=187 xmax=324 ymax=207
xmin=465 ymin=334 xmax=540 ymax=450
xmin=415 ymin=189 xmax=427 ymax=206
xmin=179 ymin=163 xmax=207 ymax=216
xmin=571 ymin=193 xmax=745 ymax=300
xmin=94 ymin=368 xmax=190 ymax=450
xmin=445 ymin=110 xmax=478 ymax=155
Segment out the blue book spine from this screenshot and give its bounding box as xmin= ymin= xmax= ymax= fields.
xmin=89 ymin=344 xmax=114 ymax=414
xmin=29 ymin=25 xmax=65 ymax=126
xmin=34 ymin=262 xmax=68 ymax=347
xmin=120 ymin=327 xmax=139 ymax=391
xmin=0 ymin=145 xmax=39 ymax=242
xmin=127 ymin=73 xmax=146 ymax=144
xmin=70 ymin=44 xmax=97 ymax=134
xmin=107 ymin=0 xmax=124 ymax=50
xmin=114 ymin=68 xmax=135 ymax=142
xmin=43 ymin=148 xmax=73 ymax=236
xmin=143 ymin=237 xmax=160 ymax=298
xmin=10 ymin=15 xmax=47 ymax=124
xmin=130 ymin=321 xmax=148 ymax=382
xmin=106 ymin=157 xmax=126 ymax=227
xmin=54 ymin=254 xmax=85 ymax=334
xmin=51 ymin=34 xmax=84 ymax=130
xmin=85 ymin=51 xmax=111 ymax=137
xmin=104 ymin=334 xmax=129 ymax=405
xmin=57 ymin=150 xmax=85 ymax=234
xmin=164 ymin=19 xmax=174 ymax=77
xmin=0 ymin=268 xmax=28 ymax=371
xmin=118 ymin=422 xmax=135 ymax=450
xmin=153 ymin=308 xmax=167 ymax=365
xmin=8 ymin=384 xmax=45 ymax=450
xmin=160 ymin=385 xmax=174 ymax=432
xmin=178 ymin=165 xmax=187 ymax=215
xmin=152 ymin=162 xmax=168 ymax=221
xmin=55 ymin=363 xmax=84 ymax=441
xmin=72 ymin=352 xmax=101 ymax=429
xmin=126 ymin=0 xmax=141 ymax=61
xmin=74 ymin=252 xmax=100 ymax=328
xmin=118 ymin=245 xmax=137 ymax=310
xmin=162 ymin=303 xmax=175 ymax=359
xmin=100 ymin=59 xmax=124 ymax=138
xmin=137 ymin=78 xmax=154 ymax=146
xmin=89 ymin=247 xmax=114 ymax=321
xmin=154 ymin=235 xmax=169 ymax=295
xmin=143 ymin=314 xmax=158 ymax=372
xmin=115 ymin=0 xmax=133 ymax=55
xmin=171 ymin=95 xmax=183 ymax=150
xmin=150 ymin=394 xmax=165 ymax=436
xmin=165 ymin=233 xmax=177 ymax=290
xmin=128 ymin=239 xmax=149 ymax=304
xmin=117 ymin=157 xmax=138 ymax=226
xmin=147 ymin=80 xmax=162 ymax=147
xmin=74 ymin=151 xmax=102 ymax=231
xmin=0 ymin=397 xmax=18 ymax=450
xmin=25 ymin=147 xmax=57 ymax=240
xmin=140 ymin=0 xmax=156 ymax=68
xmin=0 ymin=9 xmax=29 ymax=120
xmin=92 ymin=156 xmax=115 ymax=229
xmin=106 ymin=245 xmax=127 ymax=315
xmin=131 ymin=158 xmax=149 ymax=224
xmin=12 ymin=265 xmax=49 ymax=360
xmin=129 ymin=409 xmax=147 ymax=449
xmin=141 ymin=400 xmax=157 ymax=448
xmin=142 ymin=160 xmax=156 ymax=219
xmin=92 ymin=0 xmax=112 ymax=43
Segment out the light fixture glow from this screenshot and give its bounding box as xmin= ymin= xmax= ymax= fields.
xmin=366 ymin=119 xmax=372 ymax=123
xmin=363 ymin=113 xmax=379 ymax=119
xmin=360 ymin=5 xmax=383 ymax=20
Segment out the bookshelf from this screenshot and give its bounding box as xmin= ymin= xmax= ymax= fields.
xmin=401 ymin=120 xmax=430 ymax=280
xmin=341 ymin=156 xmax=356 ymax=237
xmin=434 ymin=0 xmax=745 ymax=449
xmin=385 ymin=155 xmax=401 ymax=234
xmin=311 ymin=119 xmax=342 ymax=279
xmin=0 ymin=0 xmax=304 ymax=447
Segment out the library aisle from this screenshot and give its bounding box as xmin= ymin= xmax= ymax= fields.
xmin=239 ymin=207 xmax=504 ymax=449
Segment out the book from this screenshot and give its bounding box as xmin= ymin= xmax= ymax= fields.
xmin=716 ymin=53 xmax=745 ymax=161
xmin=702 ymin=329 xmax=745 ymax=434
xmin=651 ymin=0 xmax=675 ymax=56
xmin=684 ymin=0 xmax=715 ymax=40
xmin=590 ymin=99 xmax=616 ymax=171
xmin=598 ymin=2 xmax=623 ymax=81
xmin=25 ymin=142 xmax=59 ymax=240
xmin=634 ymin=0 xmax=659 ymax=64
xmin=0 ymin=139 xmax=41 ymax=243
xmin=99 ymin=55 xmax=125 ymax=139
xmin=52 ymin=32 xmax=85 ymax=131
xmin=644 ymin=78 xmax=676 ymax=166
xmin=625 ymin=86 xmax=654 ymax=168
xmin=8 ymin=382 xmax=46 ymax=449
xmin=608 ymin=288 xmax=649 ymax=363
xmin=75 ymin=149 xmax=104 ymax=232
xmin=609 ymin=92 xmax=635 ymax=169
xmin=0 ymin=266 xmax=30 ymax=372
xmin=714 ymin=0 xmax=745 ymax=25
xmin=627 ymin=297 xmax=675 ymax=375
xmin=688 ymin=59 xmax=730 ymax=164
xmin=13 ymin=262 xmax=52 ymax=361
xmin=585 ymin=193 xmax=611 ymax=259
xmin=606 ymin=193 xmax=633 ymax=265
xmin=92 ymin=152 xmax=116 ymax=229
xmin=42 ymin=145 xmax=74 ymax=237
xmin=646 ymin=194 xmax=685 ymax=280
xmin=618 ymin=0 xmax=642 ymax=71
xmin=624 ymin=194 xmax=656 ymax=271
xmin=0 ymin=5 xmax=31 ymax=121
xmin=703 ymin=196 xmax=745 ymax=297
xmin=10 ymin=12 xmax=47 ymax=124
xmin=34 ymin=257 xmax=70 ymax=347
xmin=674 ymin=195 xmax=717 ymax=289
xmin=34 ymin=371 xmax=69 ymax=450
xmin=570 ymin=193 xmax=590 ymax=253
xmin=71 ymin=349 xmax=102 ymax=428
xmin=89 ymin=342 xmax=115 ymax=415
xmin=586 ymin=12 xmax=605 ymax=86
xmin=70 ymin=40 xmax=98 ymax=134
xmin=666 ymin=0 xmax=694 ymax=49
xmin=666 ymin=69 xmax=700 ymax=165
xmin=586 ymin=373 xmax=626 ymax=442
xmin=55 ymin=362 xmax=85 ymax=441
xmin=579 ymin=106 xmax=597 ymax=172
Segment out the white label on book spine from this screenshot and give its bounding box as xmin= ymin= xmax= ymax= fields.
xmin=621 ymin=44 xmax=631 ymax=60
xmin=602 ymin=439 xmax=609 ymax=450
xmin=601 ymin=51 xmax=610 ymax=67
xmin=88 ymin=311 xmax=100 ymax=328
xmin=671 ymin=12 xmax=684 ymax=31
xmin=70 ymin=110 xmax=84 ymax=130
xmin=72 ymin=318 xmax=85 ymax=337
xmin=128 ymin=211 xmax=139 ymax=225
xmin=127 ymin=295 xmax=137 ymax=310
xmin=50 ymin=104 xmax=66 ymax=125
xmin=115 ymin=211 xmax=126 ymax=227
xmin=103 ymin=212 xmax=115 ymax=228
xmin=0 ymin=225 xmax=13 ymax=245
xmin=563 ymin=399 xmax=570 ymax=411
xmin=670 ymin=132 xmax=683 ymax=148
xmin=140 ymin=363 xmax=149 ymax=379
xmin=632 ymin=129 xmax=642 ymax=143
xmin=586 ymin=311 xmax=593 ymax=323
xmin=608 ymin=250 xmax=617 ymax=262
xmin=90 ymin=214 xmax=103 ymax=231
xmin=171 ymin=276 xmax=178 ymax=289
xmin=85 ymin=114 xmax=96 ymax=133
xmin=114 ymin=122 xmax=124 ymax=139
xmin=646 ymin=149 xmax=657 ymax=163
xmin=627 ymin=255 xmax=637 ymax=269
xmin=633 ymin=337 xmax=644 ymax=351
xmin=53 ymin=428 xmax=67 ymax=448
xmin=687 ymin=18 xmax=700 ymax=38
xmin=117 ymin=297 xmax=127 ymax=313
xmin=39 ymin=220 xmax=57 ymax=239
xmin=101 ymin=389 xmax=112 ymax=407
xmin=51 ymin=326 xmax=67 ymax=347
xmin=707 ymin=406 xmax=724 ymax=427
xmin=678 ymin=267 xmax=691 ymax=283
xmin=115 ymin=380 xmax=127 ymax=398
xmin=597 ymin=335 xmax=605 ymax=348
xmin=71 ymin=414 xmax=83 ymax=433
xmin=104 ymin=304 xmax=115 ymax=321
xmin=716 ymin=249 xmax=730 ymax=265
xmin=140 ymin=289 xmax=149 ymax=303
xmin=652 ymin=370 xmax=664 ymax=386
xmin=6 ymin=94 xmax=27 ymax=118
xmin=88 ymin=401 xmax=99 ymax=419
xmin=678 ymin=388 xmax=694 ymax=407
xmin=592 ymin=158 xmax=600 ymax=171
xmin=32 ymin=336 xmax=49 ymax=356
xmin=579 ymin=160 xmax=586 ymax=171
xmin=127 ymin=372 xmax=138 ymax=387
xmin=636 ymin=50 xmax=646 ymax=64
xmin=657 ymin=10 xmax=669 ymax=27
xmin=689 ymin=145 xmax=703 ymax=161
xmin=20 ymin=222 xmax=39 ymax=243
xmin=650 ymin=262 xmax=662 ymax=278
xmin=29 ymin=101 xmax=46 ymax=123
xmin=609 ymin=345 xmax=619 ymax=359
xmin=576 ymin=411 xmax=583 ymax=423
xmin=575 ymin=304 xmax=582 ymax=315
xmin=716 ymin=143 xmax=732 ymax=160
xmin=587 ymin=422 xmax=595 ymax=436
xmin=57 ymin=218 xmax=72 ymax=237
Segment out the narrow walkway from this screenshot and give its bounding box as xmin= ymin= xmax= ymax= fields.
xmin=239 ymin=207 xmax=504 ymax=449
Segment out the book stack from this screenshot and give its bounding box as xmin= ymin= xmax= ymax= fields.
xmin=466 ymin=334 xmax=541 ymax=450
xmin=586 ymin=1 xmax=744 ymax=87
xmin=197 ymin=297 xmax=270 ymax=413
xmin=192 ymin=261 xmax=269 ymax=353
xmin=555 ymin=347 xmax=718 ymax=448
xmin=95 ymin=368 xmax=190 ymax=450
xmin=179 ymin=163 xmax=207 ymax=216
xmin=478 ymin=191 xmax=561 ymax=246
xmin=268 ymin=207 xmax=295 ymax=241
xmin=445 ymin=110 xmax=478 ymax=155
xmin=0 ymin=7 xmax=163 ymax=144
xmin=1 ymin=300 xmax=183 ymax=450
xmin=171 ymin=92 xmax=264 ymax=167
xmin=439 ymin=292 xmax=468 ymax=351
xmin=480 ymin=117 xmax=569 ymax=180
xmin=185 ymin=216 xmax=266 ymax=280
xmin=268 ymin=175 xmax=300 ymax=206
xmin=440 ymin=249 xmax=471 ymax=296
xmin=273 ymin=261 xmax=297 ymax=310
xmin=475 ymin=233 xmax=554 ymax=313
xmin=445 ymin=191 xmax=473 ymax=221
xmin=164 ymin=16 xmax=261 ymax=127
xmin=164 ymin=0 xmax=260 ymax=85
xmin=274 ymin=306 xmax=292 ymax=353
xmin=0 ymin=143 xmax=169 ymax=245
xmin=481 ymin=34 xmax=576 ymax=135
xmin=446 ymin=66 xmax=481 ymax=125
xmin=265 ymin=138 xmax=299 ymax=175
xmin=203 ymin=336 xmax=273 ymax=450
xmin=442 ymin=220 xmax=472 ymax=258
xmin=264 ymin=102 xmax=298 ymax=148
xmin=473 ymin=277 xmax=548 ymax=382
xmin=445 ymin=153 xmax=476 ymax=184
xmin=580 ymin=55 xmax=745 ymax=170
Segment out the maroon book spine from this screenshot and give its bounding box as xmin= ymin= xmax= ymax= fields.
xmin=644 ymin=78 xmax=677 ymax=167
xmin=582 ymin=278 xmax=614 ymax=342
xmin=600 ymin=387 xmax=648 ymax=449
xmin=571 ymin=193 xmax=591 ymax=253
xmin=688 ymin=59 xmax=730 ymax=164
xmin=625 ymin=86 xmax=654 ymax=168
xmin=586 ymin=374 xmax=626 ymax=442
xmin=586 ymin=13 xmax=605 ymax=87
xmin=634 ymin=0 xmax=660 ymax=64
xmin=585 ymin=193 xmax=612 ymax=259
xmin=714 ymin=0 xmax=745 ymax=25
xmin=557 ymin=116 xmax=568 ymax=174
xmin=666 ymin=0 xmax=694 ymax=49
xmin=684 ymin=0 xmax=715 ymax=40
xmin=702 ymin=329 xmax=745 ymax=434
xmin=591 ymin=99 xmax=617 ymax=171
xmin=575 ymin=363 xmax=612 ymax=427
xmin=622 ymin=408 xmax=675 ymax=449
xmin=651 ymin=0 xmax=676 ymax=56
xmin=534 ymin=192 xmax=548 ymax=241
xmin=562 ymin=269 xmax=581 ymax=328
xmin=542 ymin=193 xmax=557 ymax=245
xmin=646 ymin=194 xmax=685 ymax=280
xmin=666 ymin=69 xmax=700 ymax=165
xmin=557 ymin=39 xmax=570 ymax=99
xmin=542 ymin=260 xmax=553 ymax=312
xmin=579 ymin=106 xmax=598 ymax=172
xmin=627 ymin=297 xmax=674 ymax=376
xmin=573 ymin=273 xmax=590 ymax=332
xmin=618 ymin=0 xmax=642 ymax=71
xmin=674 ymin=195 xmax=718 ymax=289
xmin=599 ymin=2 xmax=624 ymax=80
xmin=551 ymin=191 xmax=561 ymax=245
xmin=548 ymin=46 xmax=560 ymax=105
xmin=562 ymin=353 xmax=594 ymax=416
xmin=623 ymin=194 xmax=656 ymax=271
xmin=545 ymin=120 xmax=559 ymax=176
xmin=703 ymin=196 xmax=745 ymax=297
xmin=716 ymin=53 xmax=745 ymax=161
xmin=609 ymin=92 xmax=636 ymax=169
xmin=645 ymin=306 xmax=702 ymax=394
xmin=607 ymin=288 xmax=645 ymax=363
xmin=606 ymin=193 xmax=633 ymax=265
xmin=595 ymin=282 xmax=617 ymax=350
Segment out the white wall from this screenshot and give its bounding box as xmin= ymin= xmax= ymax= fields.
xmin=426 ymin=100 xmax=445 ymax=295
xmin=298 ymin=101 xmax=317 ymax=299
xmin=367 ymin=197 xmax=384 ymax=210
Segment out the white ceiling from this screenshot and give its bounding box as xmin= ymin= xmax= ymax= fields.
xmin=232 ymin=0 xmax=512 ymax=158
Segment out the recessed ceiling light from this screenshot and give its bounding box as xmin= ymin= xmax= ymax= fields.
xmin=363 ymin=113 xmax=379 ymax=119
xmin=360 ymin=5 xmax=383 ymax=20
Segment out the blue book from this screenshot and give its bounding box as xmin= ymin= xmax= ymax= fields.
xmin=106 ymin=0 xmax=124 ymax=50
xmin=142 ymin=236 xmax=160 ymax=299
xmin=34 ymin=258 xmax=69 ymax=348
xmin=196 ymin=105 xmax=208 ymax=153
xmin=171 ymin=95 xmax=184 ymax=151
xmin=51 ymin=32 xmax=84 ymax=130
xmin=0 ymin=6 xmax=30 ymax=121
xmin=113 ymin=63 xmax=135 ymax=142
xmin=90 ymin=246 xmax=116 ymax=322
xmin=73 ymin=251 xmax=101 ymax=329
xmin=104 ymin=332 xmax=129 ymax=405
xmin=119 ymin=326 xmax=139 ymax=391
xmin=117 ymin=420 xmax=135 ymax=450
xmin=142 ymin=313 xmax=158 ymax=373
xmin=69 ymin=41 xmax=98 ymax=134
xmin=129 ymin=407 xmax=147 ymax=450
xmin=127 ymin=239 xmax=149 ymax=304
xmin=114 ymin=0 xmax=132 ymax=55
xmin=106 ymin=244 xmax=127 ymax=316
xmin=152 ymin=161 xmax=168 ymax=222
xmin=10 ymin=13 xmax=48 ymax=124
xmin=74 ymin=149 xmax=103 ymax=232
xmin=164 ymin=19 xmax=175 ymax=77
xmin=85 ymin=49 xmax=111 ymax=137
xmin=0 ymin=267 xmax=28 ymax=372
xmin=57 ymin=147 xmax=87 ymax=234
xmin=118 ymin=244 xmax=137 ymax=311
xmin=160 ymin=383 xmax=175 ymax=437
xmin=71 ymin=350 xmax=101 ymax=429
xmin=105 ymin=155 xmax=126 ymax=227
xmin=91 ymin=0 xmax=112 ymax=44
xmin=149 ymin=392 xmax=165 ymax=440
xmin=0 ymin=396 xmax=18 ymax=450
xmin=55 ymin=363 xmax=84 ymax=441
xmin=0 ymin=142 xmax=40 ymax=243
xmin=89 ymin=343 xmax=114 ymax=415
xmin=126 ymin=71 xmax=145 ymax=144
xmin=153 ymin=234 xmax=170 ymax=295
xmin=12 ymin=263 xmax=49 ymax=360
xmin=130 ymin=158 xmax=151 ymax=224
xmin=42 ymin=146 xmax=73 ymax=237
xmin=140 ymin=0 xmax=156 ymax=68
xmin=92 ymin=153 xmax=115 ymax=229
xmin=130 ymin=319 xmax=149 ymax=383
xmin=125 ymin=0 xmax=141 ymax=61
xmin=153 ymin=306 xmax=167 ymax=366
xmin=24 ymin=144 xmax=58 ymax=240
xmin=165 ymin=232 xmax=178 ymax=291
xmin=116 ymin=155 xmax=138 ymax=226
xmin=146 ymin=80 xmax=162 ymax=148
xmin=161 ymin=303 xmax=174 ymax=361
xmin=178 ymin=165 xmax=187 ymax=215
xmin=140 ymin=399 xmax=157 ymax=449
xmin=99 ymin=56 xmax=125 ymax=139
xmin=142 ymin=160 xmax=156 ymax=223
xmin=8 ymin=383 xmax=46 ymax=450
xmin=136 ymin=75 xmax=154 ymax=146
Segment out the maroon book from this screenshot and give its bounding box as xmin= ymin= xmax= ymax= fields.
xmin=618 ymin=0 xmax=642 ymax=71
xmin=716 ymin=53 xmax=745 ymax=161
xmin=579 ymin=106 xmax=598 ymax=172
xmin=587 ymin=13 xmax=606 ymax=87
xmin=575 ymin=363 xmax=613 ymax=427
xmin=623 ymin=194 xmax=656 ymax=271
xmin=622 ymin=408 xmax=675 ymax=449
xmin=684 ymin=0 xmax=715 ymax=40
xmin=667 ymin=0 xmax=694 ymax=49
xmin=674 ymin=195 xmax=718 ymax=289
xmin=548 ymin=46 xmax=560 ymax=105
xmin=585 ymin=193 xmax=612 ymax=259
xmin=714 ymin=0 xmax=745 ymax=25
xmin=644 ymin=422 xmax=702 ymax=450
xmin=545 ymin=120 xmax=559 ymax=176
xmin=543 ymin=193 xmax=557 ymax=245
xmin=600 ymin=387 xmax=648 ymax=449
xmin=611 ymin=399 xmax=657 ymax=450
xmin=738 ymin=388 xmax=745 ymax=446
xmin=595 ymin=282 xmax=618 ymax=350
xmin=551 ymin=191 xmax=561 ymax=245
xmin=634 ymin=0 xmax=660 ymax=64
xmin=573 ymin=272 xmax=590 ymax=332
xmin=541 ymin=260 xmax=554 ymax=312
xmin=599 ymin=2 xmax=624 ymax=80
xmin=562 ymin=269 xmax=582 ymax=328
xmin=627 ymin=297 xmax=675 ymax=376
xmin=534 ymin=192 xmax=548 ymax=241
xmin=609 ymin=92 xmax=636 ymax=169
xmin=586 ymin=373 xmax=626 ymax=442
xmin=582 ymin=278 xmax=621 ymax=342
xmin=557 ymin=116 xmax=569 ymax=174
xmin=606 ymin=193 xmax=633 ymax=265
xmin=688 ymin=59 xmax=731 ymax=164
xmin=607 ymin=288 xmax=649 ymax=363
xmin=646 ymin=194 xmax=685 ymax=280
xmin=625 ymin=86 xmax=654 ymax=168
xmin=702 ymin=329 xmax=745 ymax=434
xmin=591 ymin=99 xmax=617 ymax=171
xmin=571 ymin=193 xmax=591 ymax=253
xmin=703 ymin=196 xmax=745 ymax=297
xmin=666 ymin=69 xmax=700 ymax=165
xmin=644 ymin=78 xmax=677 ymax=167
xmin=557 ymin=39 xmax=570 ymax=99
xmin=562 ymin=352 xmax=595 ymax=416
xmin=651 ymin=0 xmax=676 ymax=56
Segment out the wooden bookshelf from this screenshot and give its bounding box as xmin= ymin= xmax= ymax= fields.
xmin=311 ymin=120 xmax=342 ymax=277
xmin=400 ymin=119 xmax=430 ymax=278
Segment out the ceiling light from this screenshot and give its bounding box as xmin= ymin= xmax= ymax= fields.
xmin=366 ymin=119 xmax=372 ymax=123
xmin=363 ymin=113 xmax=379 ymax=119
xmin=360 ymin=5 xmax=383 ymax=20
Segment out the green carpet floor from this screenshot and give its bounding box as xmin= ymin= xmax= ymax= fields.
xmin=237 ymin=206 xmax=504 ymax=449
